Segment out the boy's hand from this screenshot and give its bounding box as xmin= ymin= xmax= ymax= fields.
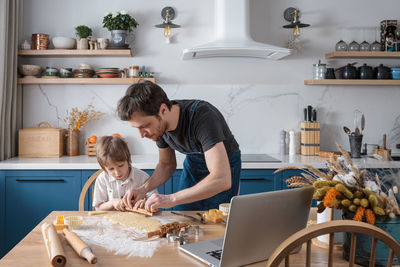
xmin=112 ymin=198 xmax=126 ymax=211
xmin=122 ymin=188 xmax=146 ymax=209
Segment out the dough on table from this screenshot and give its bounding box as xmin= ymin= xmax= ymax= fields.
xmin=104 ymin=212 xmax=161 ymax=232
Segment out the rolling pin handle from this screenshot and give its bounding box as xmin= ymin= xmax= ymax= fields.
xmin=81 ymin=247 xmax=97 ymax=264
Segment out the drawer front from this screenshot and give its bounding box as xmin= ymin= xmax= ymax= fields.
xmin=5 ymin=170 xmax=81 ymax=253
xmin=239 ymin=169 xmax=280 ymax=195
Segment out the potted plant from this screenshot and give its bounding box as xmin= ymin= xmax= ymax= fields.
xmin=75 ymin=25 xmax=93 ymax=50
xmin=102 ymin=10 xmax=138 ymax=49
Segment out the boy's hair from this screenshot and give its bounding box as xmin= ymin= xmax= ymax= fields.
xmin=96 ymin=136 xmax=132 ymax=171
xmin=117 ymin=80 xmax=172 ymax=121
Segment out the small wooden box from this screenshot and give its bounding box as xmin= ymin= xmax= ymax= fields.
xmin=86 ymin=143 xmax=96 ymax=157
xmin=301 ymin=122 xmax=320 ymax=156
xmin=19 ymin=122 xmax=63 ymax=157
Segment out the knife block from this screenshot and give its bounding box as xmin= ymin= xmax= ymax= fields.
xmin=301 ymin=122 xmax=320 ymax=156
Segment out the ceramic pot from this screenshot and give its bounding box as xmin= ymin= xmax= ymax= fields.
xmin=375 ymin=64 xmax=391 ymax=79
xmin=342 ymin=210 xmax=400 ymax=266
xmin=66 ymin=129 xmax=79 ymax=156
xmin=110 ymin=30 xmax=128 ymax=48
xmin=76 ymin=38 xmax=88 ymax=50
xmin=358 ymin=64 xmax=373 ymax=79
xmin=342 ymin=64 xmax=358 ymax=79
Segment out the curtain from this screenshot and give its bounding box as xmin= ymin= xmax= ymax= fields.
xmin=0 ymin=0 xmax=22 ymax=161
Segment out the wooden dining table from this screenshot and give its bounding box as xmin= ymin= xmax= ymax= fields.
xmin=0 ymin=210 xmax=360 ymax=267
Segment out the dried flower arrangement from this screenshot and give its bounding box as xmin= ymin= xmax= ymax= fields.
xmin=64 ymin=105 xmax=105 ymax=131
xmin=275 ymin=144 xmax=400 ymax=225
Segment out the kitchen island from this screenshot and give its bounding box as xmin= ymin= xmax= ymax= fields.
xmin=0 ymin=210 xmax=360 ymax=267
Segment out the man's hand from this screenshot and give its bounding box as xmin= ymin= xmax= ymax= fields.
xmin=112 ymin=198 xmax=126 ymax=211
xmin=144 ymin=193 xmax=174 ymax=212
xmin=122 ymin=188 xmax=146 ymax=209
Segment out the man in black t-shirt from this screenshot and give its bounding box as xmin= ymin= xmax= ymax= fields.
xmin=117 ymin=81 xmax=241 ymax=211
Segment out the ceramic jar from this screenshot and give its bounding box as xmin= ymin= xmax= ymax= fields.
xmin=66 ymin=129 xmax=79 ymax=156
xmin=358 ymin=64 xmax=373 ymax=79
xmin=342 ymin=64 xmax=357 ymax=79
xmin=375 ymin=64 xmax=391 ymax=79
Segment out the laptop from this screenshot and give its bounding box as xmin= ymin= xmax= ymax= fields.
xmin=179 ymin=186 xmax=314 ymax=267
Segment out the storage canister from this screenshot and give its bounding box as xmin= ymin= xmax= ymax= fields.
xmin=313 ymin=60 xmax=326 ymax=80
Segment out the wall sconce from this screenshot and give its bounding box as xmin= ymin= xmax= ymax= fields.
xmin=282 ymin=8 xmax=310 ymax=37
xmin=155 ymin=7 xmax=180 ymax=44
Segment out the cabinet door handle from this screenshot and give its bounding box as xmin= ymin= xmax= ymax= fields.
xmin=16 ymin=179 xmax=66 ymax=182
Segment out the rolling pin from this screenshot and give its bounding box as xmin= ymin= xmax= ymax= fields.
xmin=63 ymin=228 xmax=97 ymax=264
xmin=41 ymin=222 xmax=67 ymax=267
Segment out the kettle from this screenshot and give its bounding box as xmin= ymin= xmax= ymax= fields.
xmin=375 ymin=64 xmax=391 ymax=79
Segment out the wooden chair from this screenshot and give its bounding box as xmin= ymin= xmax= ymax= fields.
xmin=266 ymin=220 xmax=400 ymax=267
xmin=78 ymin=169 xmax=103 ymax=211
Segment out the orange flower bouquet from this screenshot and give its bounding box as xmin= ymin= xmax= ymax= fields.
xmin=275 ymin=144 xmax=400 ymax=224
xmin=64 ymin=105 xmax=105 ymax=130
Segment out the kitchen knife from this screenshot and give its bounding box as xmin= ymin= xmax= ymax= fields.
xmin=303 ymin=108 xmax=307 ymax=121
xmin=171 ymin=211 xmax=204 ymax=223
xmin=312 ymin=109 xmax=317 ymax=122
xmin=307 ymin=105 xmax=313 ymax=122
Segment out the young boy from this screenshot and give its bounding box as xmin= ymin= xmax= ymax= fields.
xmin=93 ymin=135 xmax=157 ymax=211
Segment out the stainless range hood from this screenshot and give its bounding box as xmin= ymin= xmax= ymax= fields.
xmin=182 ymin=0 xmax=292 ymax=60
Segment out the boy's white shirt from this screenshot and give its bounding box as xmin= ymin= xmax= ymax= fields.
xmin=93 ymin=166 xmax=157 ymax=208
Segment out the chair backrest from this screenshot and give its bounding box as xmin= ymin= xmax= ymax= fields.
xmin=266 ymin=220 xmax=400 ymax=267
xmin=79 ymin=169 xmax=103 ymax=211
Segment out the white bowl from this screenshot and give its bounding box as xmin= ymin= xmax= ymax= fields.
xmin=52 ymin=37 xmax=75 ymax=49
xmin=19 ymin=64 xmax=42 ymax=77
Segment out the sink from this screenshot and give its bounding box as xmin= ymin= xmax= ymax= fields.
xmin=241 ymin=154 xmax=281 ymax=163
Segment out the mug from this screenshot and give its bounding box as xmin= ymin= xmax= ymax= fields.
xmin=97 ymin=38 xmax=109 ymax=49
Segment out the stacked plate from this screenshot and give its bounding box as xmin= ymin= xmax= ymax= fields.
xmin=73 ymin=69 xmax=95 ymax=78
xmin=96 ymin=68 xmax=120 ymax=78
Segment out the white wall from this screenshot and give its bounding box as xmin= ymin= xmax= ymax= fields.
xmin=20 ymin=0 xmax=400 ymax=155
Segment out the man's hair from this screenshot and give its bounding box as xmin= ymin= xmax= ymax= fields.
xmin=117 ymin=81 xmax=172 ymax=121
xmin=96 ymin=136 xmax=132 ymax=171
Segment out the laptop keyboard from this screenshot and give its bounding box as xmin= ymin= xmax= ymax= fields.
xmin=206 ymin=249 xmax=222 ymax=260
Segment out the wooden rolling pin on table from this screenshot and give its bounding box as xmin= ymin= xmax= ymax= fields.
xmin=63 ymin=229 xmax=97 ymax=264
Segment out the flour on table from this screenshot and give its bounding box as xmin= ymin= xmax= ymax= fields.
xmin=73 ymin=216 xmax=165 ymax=258
xmin=104 ymin=212 xmax=161 ymax=232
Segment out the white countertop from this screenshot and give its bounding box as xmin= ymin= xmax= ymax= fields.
xmin=1 ymin=153 xmax=400 ymax=170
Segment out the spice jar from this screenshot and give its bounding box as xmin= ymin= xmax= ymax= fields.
xmin=128 ymin=66 xmax=139 ymax=77
xmin=313 ymin=60 xmax=326 ymax=80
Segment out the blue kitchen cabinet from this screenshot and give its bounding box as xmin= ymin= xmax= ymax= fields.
xmin=0 ymin=171 xmax=5 ymax=258
xmin=4 ymin=170 xmax=81 ymax=255
xmin=239 ymin=169 xmax=282 ymax=195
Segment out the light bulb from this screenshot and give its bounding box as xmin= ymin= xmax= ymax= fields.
xmin=164 ymin=25 xmax=171 ymax=37
xmin=293 ymin=25 xmax=300 ymax=37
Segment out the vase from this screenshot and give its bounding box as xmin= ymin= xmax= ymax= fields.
xmin=76 ymin=38 xmax=88 ymax=50
xmin=109 ymin=30 xmax=128 ymax=49
xmin=342 ymin=210 xmax=400 ymax=266
xmin=66 ymin=129 xmax=80 ymax=156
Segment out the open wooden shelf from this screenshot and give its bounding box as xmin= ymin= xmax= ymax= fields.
xmin=325 ymin=51 xmax=400 ymax=59
xmin=18 ymin=77 xmax=155 ymax=85
xmin=18 ymin=49 xmax=132 ymax=57
xmin=304 ymin=79 xmax=400 ymax=86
